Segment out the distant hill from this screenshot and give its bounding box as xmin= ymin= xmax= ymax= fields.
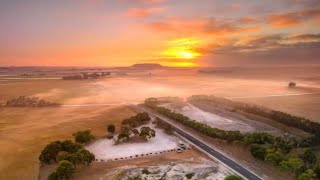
xmin=130 ymin=63 xmax=165 ymax=69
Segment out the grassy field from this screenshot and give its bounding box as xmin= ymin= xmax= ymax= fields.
xmin=0 ymin=105 xmax=136 ymax=180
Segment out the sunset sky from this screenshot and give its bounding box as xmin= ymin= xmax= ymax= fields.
xmin=1 ymin=0 xmax=320 ymax=67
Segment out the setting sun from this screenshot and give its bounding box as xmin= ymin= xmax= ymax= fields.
xmin=162 ymin=49 xmax=201 ymax=59
xmin=161 ymin=38 xmax=202 ymax=60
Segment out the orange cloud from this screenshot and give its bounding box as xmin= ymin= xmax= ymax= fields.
xmin=239 ymin=17 xmax=260 ymax=24
xmin=204 ymin=18 xmax=261 ymax=35
xmin=147 ymin=17 xmax=261 ymax=36
xmin=267 ymin=14 xmax=301 ymax=27
xmin=147 ymin=17 xmax=208 ymax=35
xmin=266 ymin=8 xmax=320 ymax=27
xmin=288 ymin=34 xmax=320 ymax=42
xmin=127 ymin=7 xmax=165 ymax=17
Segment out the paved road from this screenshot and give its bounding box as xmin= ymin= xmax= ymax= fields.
xmin=228 ymin=92 xmax=320 ymax=99
xmin=137 ymin=105 xmax=262 ymax=180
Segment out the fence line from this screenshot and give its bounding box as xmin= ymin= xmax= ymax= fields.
xmin=95 ymin=146 xmax=191 ymax=162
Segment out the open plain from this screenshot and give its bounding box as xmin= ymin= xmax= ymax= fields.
xmin=0 ymin=66 xmax=319 ymax=179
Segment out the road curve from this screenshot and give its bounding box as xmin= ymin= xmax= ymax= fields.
xmin=137 ymin=105 xmax=262 ymax=180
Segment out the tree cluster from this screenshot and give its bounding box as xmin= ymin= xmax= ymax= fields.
xmin=115 ymin=126 xmax=156 ymax=144
xmin=122 ymin=112 xmax=151 ymax=128
xmin=62 ymin=72 xmax=110 ymax=80
xmin=39 ymin=140 xmax=94 ymax=165
xmin=62 ymin=75 xmax=83 ymax=80
xmin=5 ymin=96 xmax=59 ymax=107
xmin=115 ymin=113 xmax=155 ymax=144
xmin=39 ymin=140 xmax=95 ymax=179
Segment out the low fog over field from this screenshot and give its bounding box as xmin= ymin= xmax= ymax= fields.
xmin=1 ymin=66 xmax=319 ymax=121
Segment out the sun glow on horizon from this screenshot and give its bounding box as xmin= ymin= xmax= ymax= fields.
xmin=162 ymin=38 xmax=202 ymax=59
xmin=172 ymin=61 xmax=198 ymax=67
xmin=162 ymin=49 xmax=202 ymax=59
xmin=160 ymin=38 xmax=203 ymax=67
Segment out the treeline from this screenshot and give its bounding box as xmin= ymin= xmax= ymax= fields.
xmin=188 ymin=95 xmax=320 ymax=141
xmin=62 ymin=72 xmax=110 ymax=80
xmin=39 ymin=130 xmax=95 ymax=180
xmin=144 ymin=100 xmax=320 ymax=179
xmin=5 ymin=96 xmax=60 ymax=107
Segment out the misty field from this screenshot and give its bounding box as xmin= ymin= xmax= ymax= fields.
xmin=1 ymin=67 xmax=319 ymax=120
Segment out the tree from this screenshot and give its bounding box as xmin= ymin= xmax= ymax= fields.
xmin=64 ymin=153 xmax=81 ymax=166
xmin=244 ymin=132 xmax=274 ymax=145
xmin=76 ymin=149 xmax=95 ymax=165
xmin=131 ymin=128 xmax=139 ymax=136
xmin=61 ymin=140 xmax=82 ymax=153
xmin=225 ymin=174 xmax=243 ymax=180
xmin=116 ymin=126 xmax=132 ymax=143
xmin=107 ymin=124 xmax=115 ymax=134
xmin=55 ymin=160 xmax=76 ymax=180
xmin=39 ymin=141 xmax=62 ymax=164
xmin=279 ymin=158 xmax=305 ymax=174
xmin=117 ymin=133 xmax=129 ymax=142
xmin=139 ymin=127 xmax=156 ymax=140
xmin=48 ymin=171 xmax=59 ymax=180
xmin=314 ymin=158 xmax=320 ymax=177
xmin=185 ymin=173 xmax=195 ymax=179
xmin=302 ymin=149 xmax=316 ymax=166
xmin=57 ymin=151 xmax=69 ymax=162
xmin=73 ymin=130 xmax=94 ymax=144
xmin=226 ymin=131 xmax=243 ymax=143
xmin=265 ymin=148 xmax=283 ymax=165
xmin=265 ymin=152 xmax=283 ymax=165
xmin=250 ymin=145 xmax=267 ymax=160
xmin=298 ymin=169 xmax=316 ymax=180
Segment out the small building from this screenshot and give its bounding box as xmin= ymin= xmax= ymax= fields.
xmin=288 ymin=82 xmax=296 ymax=87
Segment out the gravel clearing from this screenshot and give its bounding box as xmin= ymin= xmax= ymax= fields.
xmin=118 ymin=161 xmax=230 ymax=180
xmin=85 ymin=126 xmax=180 ymax=160
xmin=181 ymin=104 xmax=256 ymax=132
